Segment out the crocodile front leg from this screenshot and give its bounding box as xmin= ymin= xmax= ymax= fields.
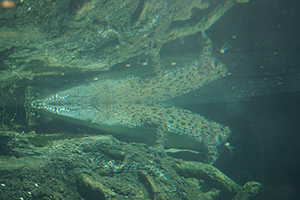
xmin=150 ymin=125 xmax=169 ymax=157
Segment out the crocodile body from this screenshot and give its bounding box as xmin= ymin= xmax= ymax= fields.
xmin=30 ymin=35 xmax=231 ymax=164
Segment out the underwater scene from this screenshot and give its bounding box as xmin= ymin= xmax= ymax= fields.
xmin=0 ymin=0 xmax=299 ymax=199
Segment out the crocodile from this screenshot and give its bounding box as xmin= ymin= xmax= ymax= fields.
xmin=29 ymin=33 xmax=231 ymax=164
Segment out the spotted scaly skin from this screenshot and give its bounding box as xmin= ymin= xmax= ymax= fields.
xmin=91 ymin=103 xmax=231 ymax=164
xmin=30 ymin=33 xmax=230 ymax=164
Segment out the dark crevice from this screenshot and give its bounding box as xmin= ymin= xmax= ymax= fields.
xmin=130 ymin=0 xmax=146 ymax=26
xmin=138 ymin=171 xmax=154 ymax=200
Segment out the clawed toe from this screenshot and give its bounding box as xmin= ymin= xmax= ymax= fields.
xmin=148 ymin=145 xmax=167 ymax=158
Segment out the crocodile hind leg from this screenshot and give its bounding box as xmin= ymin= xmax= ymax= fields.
xmin=203 ymin=133 xmax=220 ymax=165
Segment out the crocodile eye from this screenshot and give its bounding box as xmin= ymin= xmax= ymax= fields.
xmin=1 ymin=0 xmax=15 ymax=9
